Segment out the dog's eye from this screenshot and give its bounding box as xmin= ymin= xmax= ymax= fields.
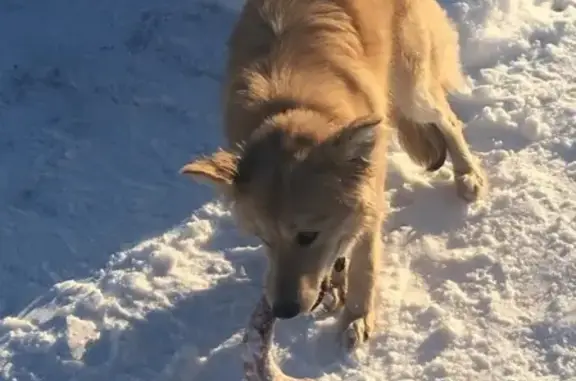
xmin=295 ymin=231 xmax=319 ymax=247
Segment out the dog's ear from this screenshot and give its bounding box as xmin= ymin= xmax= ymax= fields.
xmin=330 ymin=114 xmax=382 ymax=163
xmin=180 ymin=149 xmax=239 ymax=188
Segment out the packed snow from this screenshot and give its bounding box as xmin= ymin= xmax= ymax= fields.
xmin=1 ymin=0 xmax=575 ymax=380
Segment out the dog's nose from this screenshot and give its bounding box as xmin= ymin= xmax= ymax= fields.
xmin=271 ymin=301 xmax=301 ymax=319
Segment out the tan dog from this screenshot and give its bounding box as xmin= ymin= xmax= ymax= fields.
xmin=181 ymin=0 xmax=487 ymax=351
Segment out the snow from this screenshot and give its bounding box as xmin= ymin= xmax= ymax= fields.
xmin=0 ymin=0 xmax=575 ymax=380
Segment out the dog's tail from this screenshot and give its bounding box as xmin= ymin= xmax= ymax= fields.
xmin=395 ymin=114 xmax=447 ymax=172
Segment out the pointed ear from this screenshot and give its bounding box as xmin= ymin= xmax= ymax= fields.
xmin=180 ymin=149 xmax=239 ymax=187
xmin=331 ymin=114 xmax=382 ymax=162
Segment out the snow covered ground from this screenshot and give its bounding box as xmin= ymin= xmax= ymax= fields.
xmin=0 ymin=0 xmax=575 ymax=380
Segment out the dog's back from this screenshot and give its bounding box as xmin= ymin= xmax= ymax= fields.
xmin=223 ymin=0 xmax=396 ymax=146
xmin=221 ymin=0 xmax=476 ymax=184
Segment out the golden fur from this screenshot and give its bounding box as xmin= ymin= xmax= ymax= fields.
xmin=181 ymin=0 xmax=487 ymax=351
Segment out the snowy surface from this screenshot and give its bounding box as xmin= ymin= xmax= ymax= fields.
xmin=1 ymin=0 xmax=575 ymax=380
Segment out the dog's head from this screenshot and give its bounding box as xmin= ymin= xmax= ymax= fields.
xmin=181 ymin=111 xmax=382 ymax=319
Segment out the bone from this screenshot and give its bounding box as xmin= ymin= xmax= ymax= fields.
xmin=241 ymin=258 xmax=347 ymax=381
xmin=242 ymin=295 xmax=313 ymax=381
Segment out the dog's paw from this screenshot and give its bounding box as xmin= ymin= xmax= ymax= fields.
xmin=312 ymin=288 xmax=345 ymax=318
xmin=313 ymin=257 xmax=347 ymax=318
xmin=455 ymin=165 xmax=487 ymax=202
xmin=338 ymin=310 xmax=374 ymax=351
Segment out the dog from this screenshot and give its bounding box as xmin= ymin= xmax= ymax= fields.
xmin=180 ymin=0 xmax=487 ymax=351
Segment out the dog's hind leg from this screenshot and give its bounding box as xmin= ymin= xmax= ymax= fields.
xmin=394 ymin=35 xmax=487 ymax=201
xmin=393 ymin=108 xmax=448 ymax=172
xmin=397 ymin=74 xmax=487 ymax=201
xmin=428 ymin=87 xmax=487 ymax=201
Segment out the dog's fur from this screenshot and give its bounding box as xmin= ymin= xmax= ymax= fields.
xmin=181 ymin=0 xmax=487 ymax=350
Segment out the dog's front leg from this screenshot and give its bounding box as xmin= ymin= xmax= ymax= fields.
xmin=338 ymin=223 xmax=382 ymax=351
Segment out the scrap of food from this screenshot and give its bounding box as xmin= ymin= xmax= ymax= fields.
xmin=241 ymin=258 xmax=347 ymax=381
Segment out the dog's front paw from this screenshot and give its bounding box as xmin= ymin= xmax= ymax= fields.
xmin=313 ymin=257 xmax=347 ymax=318
xmin=338 ymin=308 xmax=375 ymax=351
xmin=455 ymin=165 xmax=487 ymax=202
xmin=312 ymin=287 xmax=345 ymax=318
